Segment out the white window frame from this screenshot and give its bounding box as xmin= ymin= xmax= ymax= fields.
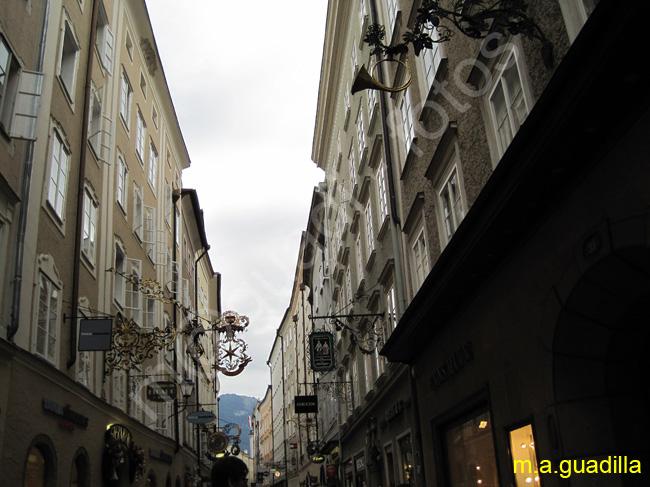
xmin=437 ymin=164 xmax=466 ymax=245
xmin=34 ymin=270 xmax=61 ymax=364
xmin=559 ymin=0 xmax=598 ymax=43
xmin=133 ymin=184 xmax=143 ymax=240
xmin=357 ymin=107 xmax=366 ymax=160
xmin=148 ymin=140 xmax=158 ymax=191
xmin=376 ymin=161 xmax=389 ymax=224
xmin=116 ymin=154 xmax=128 ymax=211
xmin=119 ymin=69 xmax=132 ymax=126
xmin=365 ymin=201 xmax=375 ymax=254
xmin=0 ymin=36 xmax=44 ymax=140
xmin=114 ymin=242 xmax=126 ymax=306
xmin=47 ymin=130 xmax=70 ymax=221
xmin=125 ymin=258 xmax=142 ymax=324
xmin=399 ymin=89 xmax=414 ymax=159
xmin=58 ymin=17 xmax=81 ymax=100
xmin=81 ymin=187 xmax=98 ymax=264
xmin=349 ymin=144 xmax=357 ymax=190
xmin=88 ymin=85 xmax=112 ymax=163
xmin=135 ymin=108 xmax=146 ymax=162
xmin=95 ymin=2 xmax=114 ymax=72
xmin=485 ymin=44 xmax=532 ymax=159
xmin=410 ymin=225 xmax=430 ymax=290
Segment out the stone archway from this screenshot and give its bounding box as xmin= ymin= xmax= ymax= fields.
xmin=552 ymin=218 xmax=650 ymax=485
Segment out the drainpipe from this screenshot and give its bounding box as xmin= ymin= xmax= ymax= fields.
xmin=172 ymin=188 xmax=181 ymax=453
xmin=7 ymin=0 xmax=51 ymax=341
xmin=194 ymin=246 xmax=209 ymax=478
xmin=367 ymin=2 xmax=424 ymax=487
xmin=68 ymin=0 xmax=100 ymax=368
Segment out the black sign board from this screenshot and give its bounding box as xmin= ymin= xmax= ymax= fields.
xmin=295 ymin=395 xmax=318 ymax=414
xmin=309 ymin=331 xmax=334 ymax=372
xmin=146 ymin=381 xmax=178 ymax=402
xmin=78 ymin=318 xmax=113 ymax=351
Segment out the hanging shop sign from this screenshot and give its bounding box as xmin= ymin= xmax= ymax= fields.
xmin=146 ymin=381 xmax=178 ymax=402
xmin=295 ymin=395 xmax=318 ymax=414
xmin=78 ymin=318 xmax=113 ymax=351
xmin=186 ymin=410 xmax=216 ymax=424
xmin=309 ymin=331 xmax=335 ymax=371
xmin=311 ymin=454 xmax=325 ymax=464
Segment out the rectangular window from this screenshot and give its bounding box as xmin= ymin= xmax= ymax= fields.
xmin=119 ymin=70 xmax=132 ymax=125
xmin=133 ymin=184 xmax=143 ymax=240
xmin=377 ymin=163 xmax=389 ymax=224
xmin=349 ymin=145 xmax=357 ymax=190
xmin=47 ymin=131 xmax=70 ymax=220
xmin=148 ymin=141 xmax=158 ymax=190
xmin=400 ymin=90 xmax=414 ymax=157
xmin=411 ymin=227 xmax=429 ymax=289
xmin=356 ymin=234 xmax=364 ymax=283
xmin=59 ymin=19 xmax=80 ymax=98
xmin=125 ymin=258 xmax=142 ymax=324
xmin=398 ymin=434 xmax=414 ymax=485
xmin=438 ymin=166 xmax=465 ymax=243
xmin=88 ymin=86 xmax=112 ymax=163
xmin=95 ymin=2 xmax=114 ymax=71
xmin=116 ymin=155 xmax=128 ymax=211
xmin=386 ymin=0 xmax=398 ymax=39
xmin=357 ymin=108 xmax=366 ymax=159
xmin=82 ymin=189 xmax=98 ymax=264
xmin=35 ymin=273 xmax=59 ymax=363
xmin=488 ymin=50 xmax=529 ymax=156
xmin=143 ymin=295 xmax=157 ymax=329
xmin=510 ymin=424 xmax=541 ymax=487
xmin=365 ymin=202 xmax=374 ymax=254
xmin=164 ymin=182 xmax=172 ymax=228
xmin=444 ymin=411 xmax=499 ymax=487
xmin=114 ymin=244 xmax=126 ymax=306
xmin=135 ymin=109 xmax=146 ymax=161
xmin=0 ymin=36 xmax=44 ymax=140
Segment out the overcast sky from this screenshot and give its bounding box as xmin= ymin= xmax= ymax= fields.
xmin=146 ymin=1 xmax=328 ymax=400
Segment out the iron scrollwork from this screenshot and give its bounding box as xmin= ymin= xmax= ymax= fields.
xmin=309 ymin=313 xmax=384 ymax=355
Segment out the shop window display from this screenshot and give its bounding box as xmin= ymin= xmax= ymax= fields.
xmin=445 ymin=411 xmax=499 ymax=486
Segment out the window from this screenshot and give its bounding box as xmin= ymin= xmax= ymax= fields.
xmin=59 ymin=18 xmax=80 ymax=98
xmin=510 ymin=424 xmax=541 ymax=487
xmin=386 ymin=0 xmax=398 ymax=40
xmin=47 ymin=130 xmax=70 ymax=220
xmin=559 ymin=0 xmax=598 ymax=43
xmin=143 ymin=295 xmax=157 ymax=328
xmin=95 ymin=2 xmax=114 ymax=71
xmin=349 ymin=144 xmax=357 ymax=190
xmin=148 ymin=141 xmax=158 ymax=190
xmin=140 ymin=72 xmax=147 ymax=98
xmin=114 ymin=243 xmax=126 ymax=306
xmin=116 ymin=155 xmax=128 ymax=211
xmin=397 ymin=434 xmax=414 ymax=485
xmin=444 ymin=410 xmax=499 ymax=487
xmin=24 ymin=446 xmax=47 ymax=487
xmin=136 ymin=109 xmax=146 ymax=162
xmin=386 ymin=285 xmax=397 ymax=333
xmin=411 ymin=226 xmax=429 ymax=289
xmin=487 ymin=47 xmax=530 ymax=157
xmin=119 ymin=70 xmax=132 ymax=125
xmin=357 ymin=107 xmax=366 ymax=160
xmin=399 ymin=89 xmax=414 ymax=158
xmin=133 ymin=184 xmax=143 ymax=240
xmin=376 ymin=162 xmax=389 ymax=224
xmin=88 ymin=86 xmax=112 ymax=162
xmin=164 ymin=182 xmax=172 ymax=228
xmin=0 ymin=36 xmax=44 ymax=140
xmin=356 ymin=234 xmax=364 ymax=283
xmin=114 ymin=370 xmax=126 ymax=409
xmin=81 ymin=188 xmax=98 ymax=264
xmin=125 ymin=258 xmax=142 ymax=324
xmin=125 ymin=31 xmax=134 ymax=60
xmin=365 ymin=201 xmax=374 ymax=254
xmin=421 ymin=27 xmax=443 ymax=90
xmin=35 ymin=272 xmax=60 ymax=363
xmin=437 ymin=165 xmax=465 ymax=245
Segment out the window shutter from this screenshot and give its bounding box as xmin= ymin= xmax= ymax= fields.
xmin=103 ymin=27 xmax=114 ymax=72
xmin=10 ymin=70 xmax=44 ymax=140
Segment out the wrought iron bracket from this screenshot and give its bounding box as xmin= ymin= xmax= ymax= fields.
xmin=309 ymin=313 xmax=384 ymax=355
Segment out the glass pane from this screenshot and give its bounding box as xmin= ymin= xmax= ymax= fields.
xmin=510 ymin=424 xmax=541 ymax=487
xmin=445 ymin=411 xmax=499 ymax=487
xmin=24 ymin=447 xmax=46 ymax=487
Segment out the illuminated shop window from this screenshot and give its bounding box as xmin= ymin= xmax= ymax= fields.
xmin=445 ymin=411 xmax=499 ymax=487
xmin=510 ymin=424 xmax=541 ymax=487
xmin=24 ymin=446 xmax=46 ymax=487
xmin=398 ymin=434 xmax=414 ymax=486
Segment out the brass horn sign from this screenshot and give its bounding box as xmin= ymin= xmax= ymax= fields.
xmin=351 ymin=57 xmax=412 ymax=94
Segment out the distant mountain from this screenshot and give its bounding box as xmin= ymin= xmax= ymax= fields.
xmin=218 ymin=394 xmax=258 ymax=455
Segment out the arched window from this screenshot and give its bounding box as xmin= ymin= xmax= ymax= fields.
xmin=24 ymin=446 xmax=46 ymax=487
xmin=70 ymin=448 xmax=89 ymax=487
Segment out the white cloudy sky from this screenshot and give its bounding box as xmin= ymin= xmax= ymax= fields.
xmin=146 ymin=1 xmax=328 ymax=400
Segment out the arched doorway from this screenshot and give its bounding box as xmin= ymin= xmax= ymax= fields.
xmin=552 ymin=241 xmax=650 ymax=485
xmin=23 ymin=435 xmax=56 ymax=487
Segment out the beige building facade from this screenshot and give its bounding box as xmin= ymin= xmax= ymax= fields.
xmin=1 ymin=0 xmax=224 ymax=485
